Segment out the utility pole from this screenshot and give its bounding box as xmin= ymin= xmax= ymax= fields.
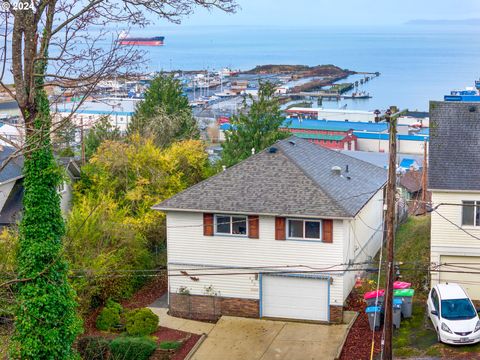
xmin=421 ymin=139 xmax=428 ymax=215
xmin=383 ymin=108 xmax=396 ymax=360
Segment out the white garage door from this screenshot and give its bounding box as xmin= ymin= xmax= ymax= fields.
xmin=261 ymin=275 xmax=329 ymax=321
xmin=440 ymin=256 xmax=480 ymax=300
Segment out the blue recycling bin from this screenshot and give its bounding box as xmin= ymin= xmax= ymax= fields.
xmin=393 ymin=298 xmax=402 ymax=329
xmin=366 ymin=306 xmax=383 ymax=331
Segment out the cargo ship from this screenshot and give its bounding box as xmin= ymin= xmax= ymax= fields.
xmin=118 ymin=32 xmax=164 ymax=46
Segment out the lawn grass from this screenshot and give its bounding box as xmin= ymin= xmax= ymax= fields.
xmin=375 ymin=215 xmax=431 ymax=297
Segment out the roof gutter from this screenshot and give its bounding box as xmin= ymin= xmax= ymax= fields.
xmin=151 ymin=206 xmax=353 ymax=220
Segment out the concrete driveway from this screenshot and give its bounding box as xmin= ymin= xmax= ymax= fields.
xmin=191 ymin=315 xmax=354 ymax=360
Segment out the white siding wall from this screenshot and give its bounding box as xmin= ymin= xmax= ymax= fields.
xmin=342 ymin=188 xmax=385 ymax=301
xmin=167 ymin=212 xmax=345 ymax=306
xmin=356 ymin=138 xmax=425 ymax=155
xmin=356 ymin=138 xmax=389 ymax=153
xmin=397 ymin=139 xmax=427 ymax=155
xmin=431 ymin=191 xmax=480 ymax=286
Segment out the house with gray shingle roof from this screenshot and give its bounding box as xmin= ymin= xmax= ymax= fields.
xmin=154 ymin=136 xmax=386 ymax=323
xmin=429 ymin=101 xmax=480 ymax=300
xmin=0 ymin=147 xmax=81 ymax=226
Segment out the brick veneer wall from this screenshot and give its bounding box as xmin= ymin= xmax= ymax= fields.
xmin=169 ymin=293 xmax=259 ymax=321
xmin=329 ymin=305 xmax=344 ymax=324
xmin=170 ymin=292 xmax=343 ymax=323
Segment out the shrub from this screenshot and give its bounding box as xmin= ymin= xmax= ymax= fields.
xmin=109 ymin=337 xmax=157 ymax=360
xmin=125 ymin=308 xmax=159 ymax=336
xmin=77 ymin=336 xmax=110 ymax=360
xmin=159 ymin=341 xmax=182 ymax=350
xmin=105 ymin=299 xmax=123 ymax=314
xmin=96 ymin=299 xmax=123 ymax=331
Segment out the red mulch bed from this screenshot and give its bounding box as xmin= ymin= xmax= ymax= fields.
xmin=83 ymin=273 xmax=168 ymax=336
xmin=150 ymin=327 xmax=201 ymax=360
xmin=170 ymin=334 xmax=201 ymax=360
xmin=339 ymin=289 xmax=382 ymax=360
xmin=121 ymin=273 xmax=168 ymax=310
xmin=80 ymin=274 xmax=202 ymax=360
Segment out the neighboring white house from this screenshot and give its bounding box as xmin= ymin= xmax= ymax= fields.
xmin=0 ymin=148 xmax=80 ymax=226
xmin=53 ymin=98 xmax=141 ymax=133
xmin=285 ymin=107 xmax=376 ymax=122
xmin=354 ymin=131 xmax=429 ymax=155
xmin=429 ymin=101 xmax=480 ymax=302
xmin=154 ymin=136 xmax=387 ymax=323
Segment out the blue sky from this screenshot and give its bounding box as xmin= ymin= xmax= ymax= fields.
xmin=172 ymin=0 xmax=480 ymax=26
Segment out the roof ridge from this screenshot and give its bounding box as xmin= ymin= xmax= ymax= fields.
xmin=277 ymin=137 xmax=353 ymax=217
xmin=151 ymin=143 xmax=281 ymax=210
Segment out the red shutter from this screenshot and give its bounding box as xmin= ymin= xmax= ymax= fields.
xmin=204 ymin=213 xmax=214 ymax=236
xmin=275 ymin=217 xmax=286 ymax=240
xmin=248 ymin=215 xmax=259 ymax=239
xmin=322 ymin=219 xmax=333 ymax=243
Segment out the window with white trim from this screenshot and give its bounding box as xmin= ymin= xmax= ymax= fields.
xmin=287 ymin=219 xmax=322 ymax=240
xmin=214 ymin=214 xmax=247 ymax=236
xmin=462 ymin=201 xmax=480 ymax=226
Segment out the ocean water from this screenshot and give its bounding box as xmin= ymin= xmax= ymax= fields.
xmin=136 ymin=25 xmax=480 ymax=112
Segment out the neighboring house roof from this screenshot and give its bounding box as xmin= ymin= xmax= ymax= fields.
xmin=400 ymin=171 xmax=423 ymax=193
xmin=58 ymin=157 xmax=81 ymax=179
xmin=429 ymin=101 xmax=480 ymax=191
xmin=0 ymin=146 xmax=23 ymax=183
xmin=154 ymin=136 xmax=387 ymax=218
xmin=339 ymin=150 xmax=424 ymax=170
xmin=0 ymin=179 xmax=23 ymax=225
xmin=282 ymin=118 xmax=388 ymax=132
xmin=290 ymin=133 xmax=347 ymax=141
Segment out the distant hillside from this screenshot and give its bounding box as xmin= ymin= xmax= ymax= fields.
xmin=406 ymin=18 xmax=480 ymax=25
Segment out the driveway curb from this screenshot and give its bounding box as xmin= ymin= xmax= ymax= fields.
xmin=334 ymin=311 xmax=359 ymax=360
xmin=185 ymin=333 xmax=207 ymax=360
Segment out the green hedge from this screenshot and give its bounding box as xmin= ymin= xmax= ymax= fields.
xmin=109 ymin=337 xmax=157 ymax=360
xmin=125 ymin=308 xmax=159 ymax=336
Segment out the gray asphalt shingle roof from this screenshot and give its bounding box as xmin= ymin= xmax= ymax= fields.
xmin=0 ymin=146 xmax=23 ymax=183
xmin=154 ymin=136 xmax=387 ymax=218
xmin=429 ymin=101 xmax=480 ymax=191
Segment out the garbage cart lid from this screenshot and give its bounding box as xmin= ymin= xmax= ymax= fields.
xmin=393 ymin=281 xmax=411 ymax=289
xmin=364 ymin=289 xmax=385 ymax=300
xmin=394 ymin=288 xmax=414 ymax=297
xmin=366 ymin=306 xmax=382 ymax=313
xmin=393 ymin=298 xmax=403 ymax=305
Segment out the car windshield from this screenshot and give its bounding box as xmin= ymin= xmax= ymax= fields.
xmin=441 ymin=298 xmax=477 ymax=320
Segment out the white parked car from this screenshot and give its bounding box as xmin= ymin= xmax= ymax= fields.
xmin=428 ymin=283 xmax=480 ymax=345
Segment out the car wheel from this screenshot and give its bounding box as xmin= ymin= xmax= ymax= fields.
xmin=436 ymin=328 xmax=442 ymax=343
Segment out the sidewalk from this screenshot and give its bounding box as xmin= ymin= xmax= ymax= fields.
xmin=148 ymin=307 xmax=215 ymax=335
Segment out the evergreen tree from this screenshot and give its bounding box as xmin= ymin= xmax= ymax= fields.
xmin=128 ymin=75 xmax=198 ymax=147
xmin=85 ymin=116 xmax=121 ymax=160
xmin=221 ymin=82 xmax=289 ymax=167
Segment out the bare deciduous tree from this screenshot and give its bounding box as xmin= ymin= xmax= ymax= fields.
xmin=0 ymin=0 xmax=237 ymax=357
